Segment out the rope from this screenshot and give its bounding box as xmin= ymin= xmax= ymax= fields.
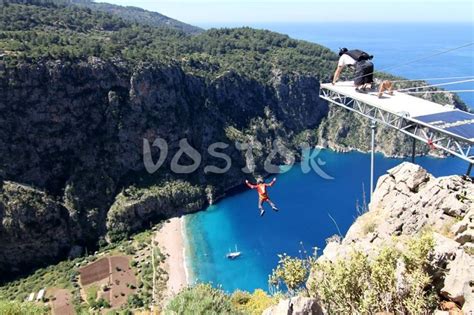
xmin=401 ymin=89 xmax=474 ymax=94
xmin=390 ymin=75 xmax=474 ymax=83
xmin=347 ymin=42 xmax=474 ymax=82
xmin=396 ymin=78 xmax=474 ymax=92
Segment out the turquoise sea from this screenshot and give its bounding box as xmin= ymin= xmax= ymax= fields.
xmin=185 ymin=23 xmax=474 ymax=293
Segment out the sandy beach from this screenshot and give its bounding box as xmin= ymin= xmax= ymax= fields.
xmin=155 ymin=216 xmax=188 ymax=300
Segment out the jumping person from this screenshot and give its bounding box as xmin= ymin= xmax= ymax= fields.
xmin=245 ymin=177 xmax=279 ymax=216
xmin=332 ymin=48 xmax=374 ymax=92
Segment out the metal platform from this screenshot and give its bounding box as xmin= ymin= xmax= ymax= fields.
xmin=320 ymin=82 xmax=474 ymax=162
xmin=320 ymin=81 xmax=474 ymax=192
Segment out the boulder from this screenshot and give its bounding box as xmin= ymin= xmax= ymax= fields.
xmin=387 ymin=162 xmax=430 ymax=192
xmin=456 ymin=230 xmax=474 ymax=246
xmin=431 ymin=233 xmax=459 ymax=266
xmin=429 ymin=233 xmax=463 ymax=291
xmin=440 ymin=194 xmax=468 ymax=217
xmin=451 ymin=209 xmax=472 ymax=235
xmin=451 ymin=208 xmax=474 ymax=246
xmin=319 ymin=239 xmax=343 ymax=262
xmin=441 ymin=249 xmax=474 ymax=309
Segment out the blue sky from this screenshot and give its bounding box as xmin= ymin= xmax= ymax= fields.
xmin=100 ymin=0 xmax=474 ymax=25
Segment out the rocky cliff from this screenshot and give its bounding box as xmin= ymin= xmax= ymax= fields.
xmin=320 ymin=163 xmax=474 ymax=313
xmin=0 ymin=57 xmax=468 ymax=278
xmin=0 ymin=181 xmax=73 ymax=274
xmin=0 ymin=58 xmax=328 ymax=277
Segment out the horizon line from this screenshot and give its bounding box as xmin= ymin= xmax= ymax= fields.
xmin=194 ymin=20 xmax=474 ymax=25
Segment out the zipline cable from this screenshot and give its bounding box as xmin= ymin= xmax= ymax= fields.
xmin=390 ymin=75 xmax=474 ymax=83
xmin=377 ymin=42 xmax=474 ymax=73
xmin=401 ymin=89 xmax=474 ymax=94
xmin=396 ymin=78 xmax=474 ymax=92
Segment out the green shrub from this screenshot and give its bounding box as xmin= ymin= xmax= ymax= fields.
xmin=127 ymin=294 xmax=144 ymax=308
xmin=308 ymin=232 xmax=437 ymax=314
xmin=165 ymin=284 xmax=238 ymax=314
xmin=269 ymin=251 xmax=316 ymax=295
xmin=94 ymin=297 xmax=110 ymax=309
xmin=231 ymin=289 xmax=277 ymax=315
xmin=86 ymin=284 xmax=99 ymax=306
xmin=311 ymin=250 xmax=372 ymax=313
xmin=231 ymin=290 xmax=251 ymax=306
xmin=0 ymin=300 xmax=49 ymax=315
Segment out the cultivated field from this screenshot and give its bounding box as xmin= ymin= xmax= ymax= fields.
xmin=79 ymin=255 xmax=137 ymax=309
xmin=49 ymin=288 xmax=74 ymax=315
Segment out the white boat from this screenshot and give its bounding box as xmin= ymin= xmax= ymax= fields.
xmin=226 ymin=245 xmax=241 ymax=260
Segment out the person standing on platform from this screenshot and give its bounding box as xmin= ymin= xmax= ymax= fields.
xmin=332 ymin=48 xmax=374 ymax=92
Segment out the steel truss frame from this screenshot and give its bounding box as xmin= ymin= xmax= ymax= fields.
xmin=320 ymin=87 xmax=474 ymax=166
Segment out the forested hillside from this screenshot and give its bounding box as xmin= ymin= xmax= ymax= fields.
xmin=0 ymin=0 xmax=336 ymax=82
xmin=3 ymin=0 xmax=202 ymax=33
xmin=0 ymin=0 xmax=466 ymax=279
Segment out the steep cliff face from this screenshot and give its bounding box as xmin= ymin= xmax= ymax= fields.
xmin=0 ymin=57 xmax=328 ymax=275
xmin=317 ymin=106 xmax=417 ymax=156
xmin=106 ymin=181 xmax=205 ymax=242
xmin=0 ymin=181 xmax=73 ymax=273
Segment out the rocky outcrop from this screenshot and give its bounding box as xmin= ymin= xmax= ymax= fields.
xmin=451 ymin=207 xmax=474 ymax=248
xmin=0 ymin=181 xmax=72 ymax=274
xmin=263 ymin=296 xmax=324 ymax=315
xmin=441 ymin=249 xmax=474 ymax=309
xmin=106 ymin=181 xmax=205 ymax=241
xmin=320 ymin=162 xmax=474 ymax=312
xmin=326 ymin=163 xmax=472 ymax=253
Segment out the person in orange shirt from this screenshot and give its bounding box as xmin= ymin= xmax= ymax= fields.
xmin=245 ymin=177 xmax=279 ymax=216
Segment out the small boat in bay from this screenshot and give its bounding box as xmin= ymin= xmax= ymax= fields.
xmin=226 ymin=245 xmax=241 ymax=260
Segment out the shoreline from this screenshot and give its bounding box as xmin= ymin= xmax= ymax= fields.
xmin=181 ymin=216 xmax=193 ymax=285
xmin=155 ymin=216 xmax=189 ymax=301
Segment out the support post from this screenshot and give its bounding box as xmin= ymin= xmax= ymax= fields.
xmin=467 ymin=163 xmax=473 ymax=177
xmin=411 ymin=138 xmax=416 ymax=163
xmin=370 ymin=120 xmax=377 ymax=197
